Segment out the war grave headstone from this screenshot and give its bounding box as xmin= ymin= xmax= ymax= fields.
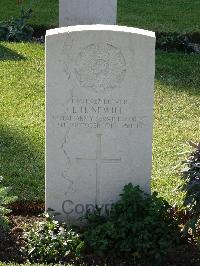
xmin=59 ymin=0 xmax=117 ymax=27
xmin=45 ymin=25 xmax=155 ymax=223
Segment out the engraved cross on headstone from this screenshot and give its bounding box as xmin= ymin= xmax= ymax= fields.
xmin=76 ymin=134 xmax=121 ymax=205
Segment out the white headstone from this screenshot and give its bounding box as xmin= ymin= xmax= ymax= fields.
xmin=59 ymin=0 xmax=117 ymax=27
xmin=46 ymin=25 xmax=155 ymax=223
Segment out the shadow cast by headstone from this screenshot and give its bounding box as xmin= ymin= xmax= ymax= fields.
xmin=156 ymin=50 xmax=200 ymax=95
xmin=0 ymin=44 xmax=26 ymax=61
xmin=0 ymin=125 xmax=44 ymax=201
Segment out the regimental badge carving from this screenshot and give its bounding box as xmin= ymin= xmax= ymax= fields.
xmin=74 ymin=43 xmax=126 ymax=93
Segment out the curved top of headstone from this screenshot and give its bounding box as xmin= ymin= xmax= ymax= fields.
xmin=46 ymin=25 xmax=155 ymax=38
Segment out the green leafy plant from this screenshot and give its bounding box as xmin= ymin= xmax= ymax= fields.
xmin=156 ymin=33 xmax=200 ymax=54
xmin=84 ymin=184 xmax=182 ymax=264
xmin=0 ymin=4 xmax=33 ymax=41
xmin=23 ymin=213 xmax=84 ymax=264
xmin=181 ymin=142 xmax=200 ymax=236
xmin=0 ymin=176 xmax=17 ymax=229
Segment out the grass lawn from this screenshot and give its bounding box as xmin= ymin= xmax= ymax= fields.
xmin=0 ymin=2 xmax=199 ymax=266
xmin=0 ymin=42 xmax=45 ymax=202
xmin=0 ymin=42 xmax=199 ymax=205
xmin=0 ymin=0 xmax=200 ymax=32
xmin=0 ymin=0 xmax=58 ymax=28
xmin=153 ymin=51 xmax=200 ymax=205
xmin=118 ymin=0 xmax=200 ymax=33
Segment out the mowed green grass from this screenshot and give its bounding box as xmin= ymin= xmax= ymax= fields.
xmin=0 ymin=42 xmax=45 ymax=202
xmin=153 ymin=51 xmax=200 ymax=205
xmin=0 ymin=42 xmax=199 ymax=204
xmin=0 ymin=0 xmax=58 ymax=28
xmin=118 ymin=0 xmax=200 ymax=33
xmin=0 ymin=0 xmax=200 ymax=32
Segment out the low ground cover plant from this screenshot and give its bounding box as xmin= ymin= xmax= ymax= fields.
xmin=83 ymin=184 xmax=182 ymax=264
xmin=156 ymin=33 xmax=200 ymax=54
xmin=22 ymin=184 xmax=183 ymax=264
xmin=0 ymin=177 xmax=17 ymax=229
xmin=23 ymin=213 xmax=84 ymax=264
xmin=0 ymin=4 xmax=33 ymax=41
xmin=181 ymin=142 xmax=200 ymax=236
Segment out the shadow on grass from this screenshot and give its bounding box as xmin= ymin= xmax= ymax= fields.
xmin=156 ymin=50 xmax=200 ymax=95
xmin=0 ymin=44 xmax=26 ymax=61
xmin=0 ymin=125 xmax=44 ymax=202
